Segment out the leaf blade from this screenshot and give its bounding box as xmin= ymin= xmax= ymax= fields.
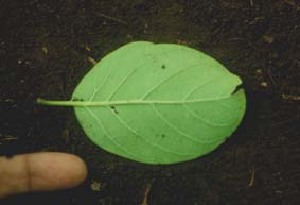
xmin=71 ymin=41 xmax=246 ymax=164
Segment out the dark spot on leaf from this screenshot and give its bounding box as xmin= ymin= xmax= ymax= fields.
xmin=161 ymin=134 xmax=165 ymax=138
xmin=110 ymin=106 xmax=119 ymax=114
xmin=161 ymin=64 xmax=166 ymax=69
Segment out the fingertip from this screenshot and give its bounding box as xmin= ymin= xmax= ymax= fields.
xmin=56 ymin=153 xmax=88 ymax=188
xmin=29 ymin=152 xmax=88 ymax=191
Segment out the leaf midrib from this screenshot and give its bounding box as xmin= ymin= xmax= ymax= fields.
xmin=37 ymin=95 xmax=234 ymax=107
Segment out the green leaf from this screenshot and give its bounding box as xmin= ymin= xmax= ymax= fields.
xmin=38 ymin=41 xmax=246 ymax=165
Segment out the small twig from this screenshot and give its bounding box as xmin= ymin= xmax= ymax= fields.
xmin=95 ymin=13 xmax=127 ymax=25
xmin=0 ymin=135 xmax=18 ymax=144
xmin=250 ymin=0 xmax=254 ymax=7
xmin=140 ymin=179 xmax=155 ymax=205
xmin=248 ymin=167 xmax=255 ymax=187
xmin=87 ymin=56 xmax=97 ymax=65
xmin=282 ymin=94 xmax=300 ymax=101
xmin=84 ymin=45 xmax=91 ymax=52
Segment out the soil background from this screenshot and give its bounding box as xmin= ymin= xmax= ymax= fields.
xmin=0 ymin=0 xmax=300 ymax=205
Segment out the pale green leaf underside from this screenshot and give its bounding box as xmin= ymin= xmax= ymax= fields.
xmin=70 ymin=41 xmax=246 ymax=164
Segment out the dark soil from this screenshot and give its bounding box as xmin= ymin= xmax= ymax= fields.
xmin=1 ymin=0 xmax=299 ymax=205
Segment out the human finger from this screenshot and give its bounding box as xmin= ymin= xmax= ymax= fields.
xmin=0 ymin=152 xmax=87 ymax=198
